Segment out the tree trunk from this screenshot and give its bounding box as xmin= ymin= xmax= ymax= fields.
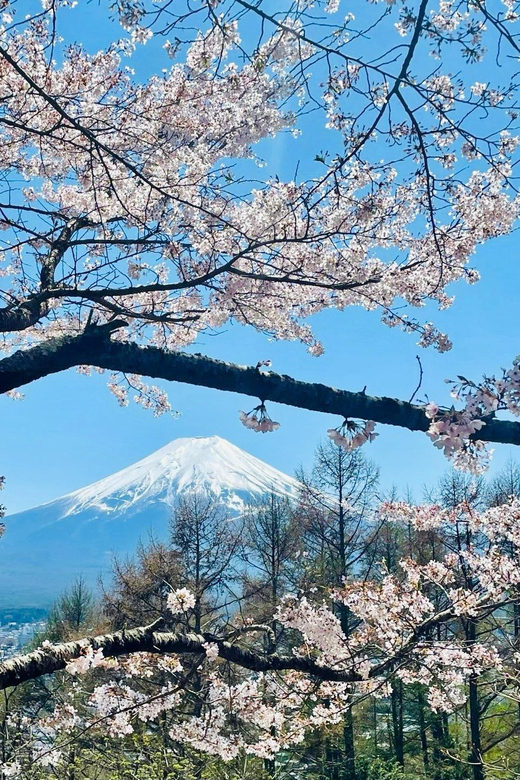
xmin=391 ymin=679 xmax=404 ymax=766
xmin=325 ymin=739 xmax=341 ymax=780
xmin=514 ymin=599 xmax=520 ymax=726
xmin=372 ymin=697 xmax=378 ymax=756
xmin=467 ymin=618 xmax=484 ymax=780
xmin=67 ymin=747 xmax=75 ymax=780
xmin=417 ymin=688 xmax=429 ymax=770
xmin=343 ymin=705 xmax=356 ymax=780
xmin=430 ymin=713 xmax=454 ymax=780
xmin=468 ymin=673 xmax=484 ymax=780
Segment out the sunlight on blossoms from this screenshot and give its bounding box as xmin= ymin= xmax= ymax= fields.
xmin=167 ymin=587 xmax=196 ymax=614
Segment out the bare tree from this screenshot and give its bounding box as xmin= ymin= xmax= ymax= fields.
xmin=241 ymin=493 xmax=300 ymax=636
xmin=297 ymin=442 xmax=379 ymax=596
xmin=103 ymin=538 xmax=183 ymax=630
xmin=170 ymin=493 xmax=242 ymax=633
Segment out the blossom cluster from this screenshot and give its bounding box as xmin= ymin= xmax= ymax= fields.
xmin=65 ymin=646 xmax=109 ymax=675
xmin=239 ymin=404 xmax=280 ymax=433
xmin=167 ymin=587 xmax=196 ymax=614
xmin=426 ymin=354 xmax=520 ymax=473
xmin=327 ymin=419 xmax=378 ymax=452
xmin=424 ymin=402 xmax=491 ymax=474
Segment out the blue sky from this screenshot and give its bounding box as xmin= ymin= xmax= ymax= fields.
xmin=1 ymin=2 xmax=519 ymax=515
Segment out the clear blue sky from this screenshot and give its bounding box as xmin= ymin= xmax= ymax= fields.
xmin=1 ymin=2 xmax=519 ymax=515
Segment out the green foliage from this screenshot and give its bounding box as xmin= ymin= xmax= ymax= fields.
xmin=357 ymin=757 xmax=418 ymax=780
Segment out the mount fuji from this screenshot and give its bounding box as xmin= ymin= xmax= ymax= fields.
xmin=0 ymin=437 xmax=300 ymax=608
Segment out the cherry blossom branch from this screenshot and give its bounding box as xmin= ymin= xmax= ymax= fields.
xmin=0 ymin=44 xmax=256 ymax=235
xmin=0 ymin=620 xmax=361 ymax=691
xmin=0 ymin=591 xmax=505 ymax=693
xmin=1 ymin=325 xmax=520 ymax=447
xmin=0 ymin=219 xmax=93 ymax=332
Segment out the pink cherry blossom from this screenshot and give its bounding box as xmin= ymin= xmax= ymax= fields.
xmin=239 ymin=404 xmax=280 ymax=433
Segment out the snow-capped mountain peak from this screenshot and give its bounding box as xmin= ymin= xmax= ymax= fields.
xmin=61 ymin=435 xmax=300 ymax=516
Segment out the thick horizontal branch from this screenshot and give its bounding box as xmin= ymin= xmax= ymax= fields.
xmin=0 ymin=592 xmax=496 ymax=690
xmin=1 ymin=327 xmax=520 ymax=446
xmin=0 ymin=622 xmax=359 ymax=690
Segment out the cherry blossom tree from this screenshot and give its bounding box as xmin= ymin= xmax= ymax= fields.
xmin=2 ymin=496 xmax=520 ymax=777
xmin=4 ymin=0 xmax=520 ymax=775
xmin=0 ymin=0 xmax=520 ymax=470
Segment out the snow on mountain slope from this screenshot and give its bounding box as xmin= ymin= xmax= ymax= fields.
xmin=61 ymin=435 xmax=300 ymax=516
xmin=0 ymin=437 xmax=300 ymax=608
